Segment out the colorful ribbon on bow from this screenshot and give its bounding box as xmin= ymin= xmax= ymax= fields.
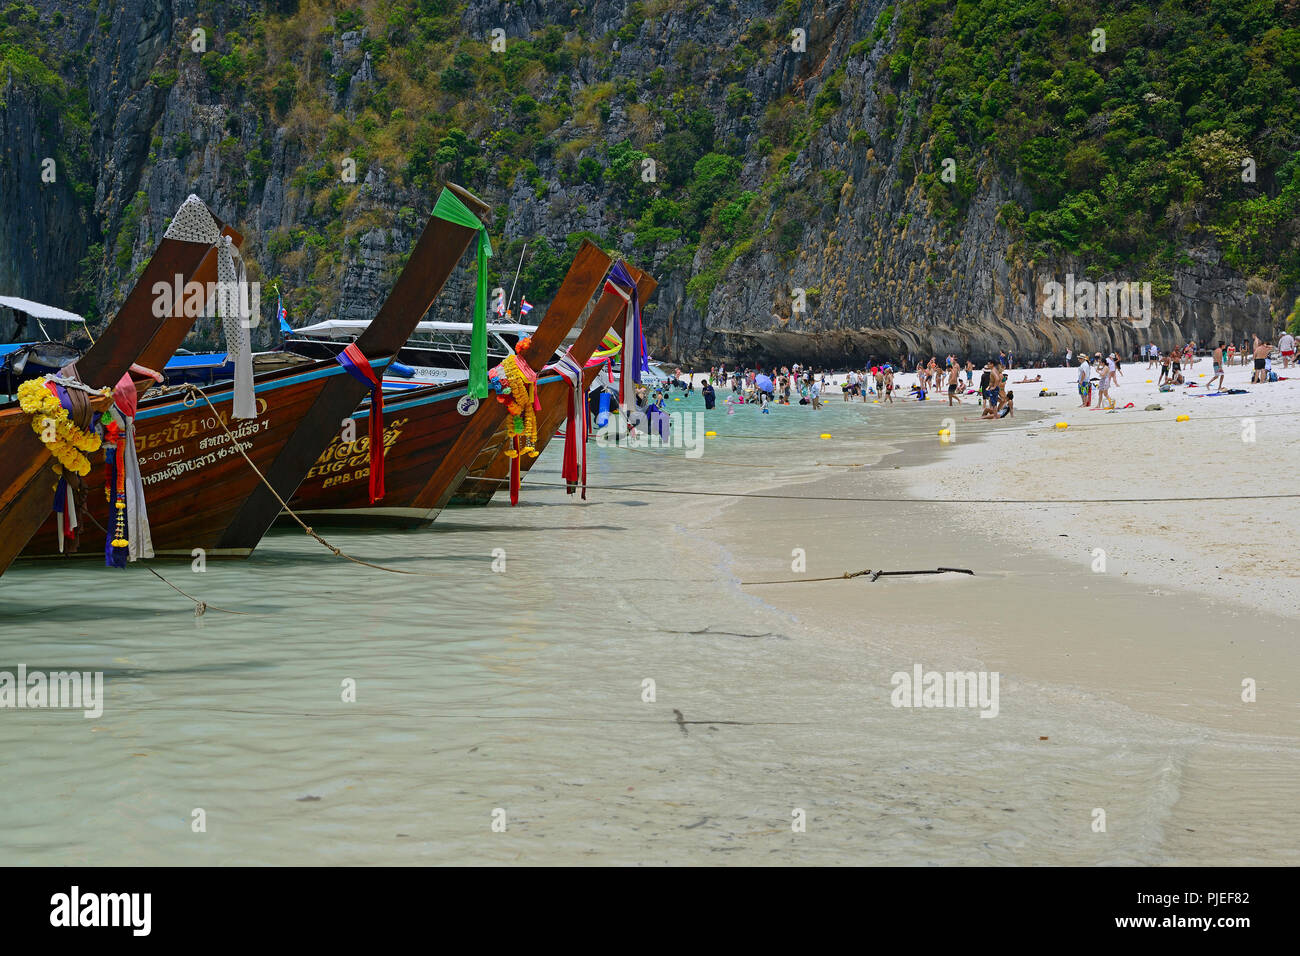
xmin=545 ymin=351 xmax=588 ymax=501
xmin=432 ymin=188 xmax=492 ymax=398
xmin=336 ymin=343 xmax=385 ymax=504
xmin=604 ymin=263 xmax=647 ymax=414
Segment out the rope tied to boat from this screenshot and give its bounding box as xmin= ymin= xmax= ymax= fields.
xmin=179 ymin=383 xmax=440 ymax=577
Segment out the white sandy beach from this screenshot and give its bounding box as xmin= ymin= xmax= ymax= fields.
xmin=904 ymin=357 xmax=1300 ymax=618
xmin=689 ymin=357 xmax=1300 ymax=617
xmin=677 ymin=367 xmax=1299 ymax=863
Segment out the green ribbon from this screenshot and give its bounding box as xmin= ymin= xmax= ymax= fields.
xmin=433 ymin=188 xmax=492 ymax=398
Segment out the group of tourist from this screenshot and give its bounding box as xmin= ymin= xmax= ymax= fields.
xmin=1075 ymin=352 xmax=1124 ymax=408
xmin=680 ymin=329 xmax=1296 ymax=422
xmin=697 ymin=356 xmax=1018 ymax=418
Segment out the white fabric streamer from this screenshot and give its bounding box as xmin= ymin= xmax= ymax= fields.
xmin=163 ymin=196 xmax=256 ymax=418
xmin=112 ymin=406 xmax=154 ymax=561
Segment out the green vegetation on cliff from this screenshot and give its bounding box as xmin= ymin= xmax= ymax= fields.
xmin=896 ymin=0 xmax=1300 ymax=289
xmin=5 ymin=0 xmax=1299 ymax=332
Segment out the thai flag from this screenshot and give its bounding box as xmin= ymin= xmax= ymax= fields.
xmin=519 ymin=297 xmax=533 ymax=316
xmin=277 ymin=295 xmax=291 ymax=334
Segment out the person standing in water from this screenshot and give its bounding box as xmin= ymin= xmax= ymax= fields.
xmin=701 ymin=378 xmax=716 ymax=410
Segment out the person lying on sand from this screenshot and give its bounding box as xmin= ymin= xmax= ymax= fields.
xmin=1014 ymin=374 xmax=1042 ymax=383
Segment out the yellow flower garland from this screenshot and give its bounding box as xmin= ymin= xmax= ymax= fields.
xmin=16 ymin=378 xmax=104 ymax=477
xmin=498 ymin=354 xmax=538 ymax=458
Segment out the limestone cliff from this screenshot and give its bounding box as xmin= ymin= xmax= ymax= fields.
xmin=1 ymin=0 xmax=1296 ymax=362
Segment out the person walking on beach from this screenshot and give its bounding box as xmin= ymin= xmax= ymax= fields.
xmin=1279 ymin=329 xmax=1296 ymax=369
xmin=1096 ymin=361 xmax=1113 ymax=409
xmin=1078 ymin=355 xmax=1093 ymax=407
xmin=947 ymin=363 xmax=962 ymax=405
xmin=1208 ymin=343 xmax=1226 ymax=391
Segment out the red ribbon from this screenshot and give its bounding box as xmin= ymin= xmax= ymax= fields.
xmin=336 ymin=344 xmax=385 ymax=504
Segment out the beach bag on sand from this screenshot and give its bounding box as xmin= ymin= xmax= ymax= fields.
xmin=1038 ymin=389 xmax=1058 ymax=396
xmin=1144 ymin=403 xmax=1162 ymax=411
xmin=1268 ymin=371 xmax=1278 ymax=382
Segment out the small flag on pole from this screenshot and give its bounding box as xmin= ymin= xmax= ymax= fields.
xmin=519 ymin=297 xmax=533 ymax=316
xmin=277 ymin=294 xmax=291 ymax=334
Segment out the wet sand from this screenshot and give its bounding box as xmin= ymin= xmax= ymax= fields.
xmin=708 ymin=399 xmax=1298 ymax=863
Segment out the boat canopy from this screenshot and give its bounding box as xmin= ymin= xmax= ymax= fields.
xmin=0 ymin=296 xmax=86 ymax=323
xmin=292 ymin=319 xmax=540 ymax=338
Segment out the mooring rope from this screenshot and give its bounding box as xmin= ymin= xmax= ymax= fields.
xmin=181 ymin=384 xmax=438 ymax=577
xmin=80 ymin=508 xmax=256 ymax=615
xmin=144 ymin=565 xmax=255 ymax=616
xmin=476 ymin=474 xmax=1300 ymax=504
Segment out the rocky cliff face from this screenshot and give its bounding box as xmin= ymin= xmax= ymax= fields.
xmin=1 ymin=0 xmax=1295 ymax=362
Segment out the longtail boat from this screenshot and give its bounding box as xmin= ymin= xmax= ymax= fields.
xmin=0 ymin=196 xmax=239 ymax=577
xmin=22 ymin=183 xmax=491 ymax=560
xmin=412 ymin=260 xmax=655 ymax=521
xmin=451 ymin=265 xmax=657 ymax=506
xmin=284 ymin=240 xmax=614 ymax=525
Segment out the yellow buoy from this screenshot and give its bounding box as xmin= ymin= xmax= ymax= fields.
xmin=1145 ymin=379 xmax=1152 ymax=383
xmin=872 ymin=400 xmax=880 ymax=404
xmin=819 ymin=433 xmax=832 ymax=440
xmin=1055 ymin=421 xmax=1069 ymax=430
xmin=705 ymin=431 xmax=717 ymax=438
xmin=938 ymin=428 xmax=950 ymax=436
xmin=1176 ymin=414 xmax=1189 ymax=422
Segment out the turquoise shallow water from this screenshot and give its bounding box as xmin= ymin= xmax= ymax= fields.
xmin=1 ymin=391 xmax=1295 ymax=864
